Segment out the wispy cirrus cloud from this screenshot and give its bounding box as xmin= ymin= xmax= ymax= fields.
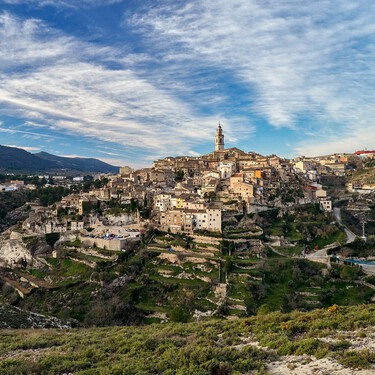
xmin=1 ymin=1 xmax=373 ymax=165
xmin=0 ymin=11 xmax=225 ymax=163
xmin=128 ymin=0 xmax=375 ymax=155
xmin=1 ymin=0 xmax=124 ymax=9
xmin=0 ymin=125 xmax=57 ymax=139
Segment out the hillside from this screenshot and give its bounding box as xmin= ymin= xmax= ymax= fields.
xmin=1 ymin=226 xmax=373 ymax=327
xmin=0 ymin=145 xmax=118 ymax=174
xmin=0 ymin=304 xmax=73 ymax=329
xmin=35 ymin=152 xmax=119 ymax=173
xmin=350 ymin=165 xmax=375 ymax=187
xmin=0 ymin=146 xmax=54 ymax=172
xmin=0 ymin=204 xmax=373 ymax=327
xmin=0 ymin=304 xmax=374 ymax=374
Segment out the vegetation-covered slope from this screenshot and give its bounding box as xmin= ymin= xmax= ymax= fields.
xmin=0 ymin=304 xmax=374 ymax=374
xmin=0 ymin=145 xmax=118 ymax=173
xmin=1 ymin=230 xmax=373 ymax=328
xmin=350 ymin=165 xmax=375 ymax=186
xmin=35 ymin=152 xmax=119 ymax=173
xmin=0 ymin=145 xmax=54 ymax=172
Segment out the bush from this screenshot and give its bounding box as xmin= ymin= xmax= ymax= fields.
xmin=169 ymin=306 xmax=190 ymax=323
xmin=338 ymin=350 xmax=375 ymax=369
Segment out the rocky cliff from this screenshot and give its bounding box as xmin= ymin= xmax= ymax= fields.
xmin=0 ymin=231 xmax=51 ymax=268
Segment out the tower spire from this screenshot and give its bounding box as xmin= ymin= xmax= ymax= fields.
xmin=215 ymin=122 xmax=224 ymax=151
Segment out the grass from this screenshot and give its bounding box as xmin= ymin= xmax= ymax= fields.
xmin=269 ymin=245 xmax=303 ymax=257
xmin=310 ymin=230 xmax=346 ymax=249
xmin=46 ymin=258 xmax=92 ymax=278
xmin=271 ymin=222 xmax=303 ymax=242
xmin=66 ymin=251 xmax=106 ymax=264
xmin=29 ymin=268 xmax=49 ymax=279
xmin=149 ymin=274 xmax=207 ymax=286
xmin=321 ymin=282 xmax=374 ymax=307
xmin=135 ymin=302 xmax=168 ymax=313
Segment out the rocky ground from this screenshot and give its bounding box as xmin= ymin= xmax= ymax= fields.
xmin=267 ymin=327 xmax=375 ymax=374
xmin=0 ymin=304 xmax=74 ymax=329
xmin=268 ymin=355 xmax=374 ymax=375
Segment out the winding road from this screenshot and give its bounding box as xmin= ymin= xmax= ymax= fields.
xmin=304 ymin=207 xmax=357 ymax=264
xmin=333 ymin=207 xmax=356 ymax=243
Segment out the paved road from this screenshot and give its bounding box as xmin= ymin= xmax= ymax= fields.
xmin=334 ymin=207 xmax=342 ymax=224
xmin=344 ymin=228 xmax=356 ymax=243
xmin=305 ymin=242 xmax=339 ymax=265
xmin=334 ymin=207 xmax=356 ymax=243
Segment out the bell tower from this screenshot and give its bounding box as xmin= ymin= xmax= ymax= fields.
xmin=215 ymin=122 xmax=224 ymax=151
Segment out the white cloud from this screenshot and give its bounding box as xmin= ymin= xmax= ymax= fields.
xmin=0 ymin=126 xmax=57 ymax=138
xmin=3 ymin=1 xmax=373 ymax=162
xmin=129 ymin=0 xmax=375 ymax=154
xmin=0 ymin=12 xmax=224 ymax=161
xmin=2 ymin=0 xmax=123 ymax=9
xmin=0 ymin=12 xmax=75 ymax=70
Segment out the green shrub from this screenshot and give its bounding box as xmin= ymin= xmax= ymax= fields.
xmin=338 ymin=350 xmax=375 ymax=369
xmin=329 ymin=340 xmax=351 ymax=351
xmin=169 ymin=306 xmax=191 ymax=323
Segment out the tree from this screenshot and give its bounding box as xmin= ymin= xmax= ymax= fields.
xmin=93 ymin=179 xmax=102 ymax=189
xmin=204 ymin=191 xmax=216 ymax=203
xmin=130 ymin=198 xmax=138 ymax=212
xmin=175 ymin=170 xmax=184 ymax=181
xmin=350 ymin=238 xmax=367 ymax=257
xmin=169 ymin=305 xmax=190 ymax=323
xmin=340 ymin=265 xmax=362 ymax=280
xmin=184 ymin=236 xmax=193 ymax=249
xmin=223 ymin=256 xmax=233 ymax=274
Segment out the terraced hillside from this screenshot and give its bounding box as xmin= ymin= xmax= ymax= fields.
xmin=1 ymin=229 xmax=373 ymax=327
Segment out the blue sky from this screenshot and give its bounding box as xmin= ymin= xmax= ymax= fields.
xmin=0 ymin=0 xmax=374 ymax=168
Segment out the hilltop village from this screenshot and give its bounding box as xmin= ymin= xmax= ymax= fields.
xmin=1 ymin=125 xmax=374 ymax=262
xmin=0 ymin=125 xmax=374 ymax=327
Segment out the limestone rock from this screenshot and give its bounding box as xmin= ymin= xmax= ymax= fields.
xmin=0 ymin=239 xmax=32 ymax=268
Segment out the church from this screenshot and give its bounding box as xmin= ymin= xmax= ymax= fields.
xmin=206 ymin=123 xmax=246 ymax=163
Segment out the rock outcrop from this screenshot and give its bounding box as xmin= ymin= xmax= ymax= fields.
xmin=0 ymin=232 xmax=52 ymax=268
xmin=0 ymin=238 xmax=33 ymax=268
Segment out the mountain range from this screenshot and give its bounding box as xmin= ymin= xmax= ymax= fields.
xmin=0 ymin=145 xmax=118 ymax=174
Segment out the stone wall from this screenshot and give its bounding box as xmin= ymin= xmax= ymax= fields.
xmin=80 ymin=236 xmax=128 ymax=251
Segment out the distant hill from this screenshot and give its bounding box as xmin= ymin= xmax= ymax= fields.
xmin=35 ymin=151 xmax=119 ymax=174
xmin=0 ymin=145 xmax=54 ymax=172
xmin=0 ymin=145 xmax=118 ymax=174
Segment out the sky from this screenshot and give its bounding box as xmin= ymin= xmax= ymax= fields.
xmin=0 ymin=0 xmax=374 ymax=168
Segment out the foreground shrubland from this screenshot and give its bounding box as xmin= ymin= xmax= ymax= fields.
xmin=0 ymin=304 xmax=375 ymax=374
